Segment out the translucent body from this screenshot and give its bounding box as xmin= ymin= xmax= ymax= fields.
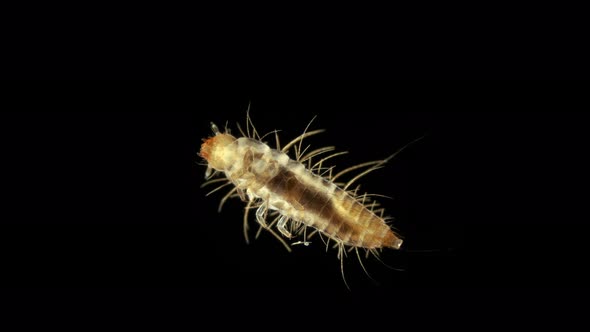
xmin=201 ymin=133 xmax=402 ymax=250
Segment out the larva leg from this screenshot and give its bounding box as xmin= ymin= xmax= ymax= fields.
xmin=255 ymin=204 xmax=268 ymax=227
xmin=252 ymin=212 xmax=293 ymax=253
xmin=243 ymin=200 xmax=253 ymax=244
xmin=277 ymin=215 xmax=293 ymax=238
xmin=237 ymin=188 xmax=247 ymax=201
xmin=292 ymin=225 xmax=311 ymax=246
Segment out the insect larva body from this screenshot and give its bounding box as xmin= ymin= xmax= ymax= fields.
xmin=200 ymin=112 xmax=414 ymax=285
xmin=202 ymin=134 xmax=402 ymax=250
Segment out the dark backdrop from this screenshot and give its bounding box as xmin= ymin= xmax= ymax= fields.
xmin=1 ymin=82 xmax=588 ymax=317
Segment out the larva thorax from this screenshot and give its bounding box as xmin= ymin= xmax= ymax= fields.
xmin=202 ymin=133 xmax=282 ymax=189
xmin=201 ymin=129 xmax=403 ymax=251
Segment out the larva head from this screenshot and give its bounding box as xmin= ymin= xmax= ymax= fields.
xmin=200 ymin=123 xmax=237 ymax=171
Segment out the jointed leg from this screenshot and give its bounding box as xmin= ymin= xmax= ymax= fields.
xmin=277 ymin=215 xmax=292 ymax=238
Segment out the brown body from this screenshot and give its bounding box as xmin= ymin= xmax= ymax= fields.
xmin=266 ymin=165 xmax=402 ymax=249
xmin=202 ymin=134 xmax=402 ymax=250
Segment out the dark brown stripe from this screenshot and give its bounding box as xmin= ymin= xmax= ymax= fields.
xmin=266 ymin=167 xmax=300 ymax=198
xmin=266 ymin=166 xmax=353 ymax=240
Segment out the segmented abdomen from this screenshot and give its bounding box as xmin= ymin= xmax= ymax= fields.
xmin=225 ymin=137 xmax=402 ymax=250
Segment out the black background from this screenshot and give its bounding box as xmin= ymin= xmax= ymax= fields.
xmin=1 ymin=81 xmax=588 ymax=323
